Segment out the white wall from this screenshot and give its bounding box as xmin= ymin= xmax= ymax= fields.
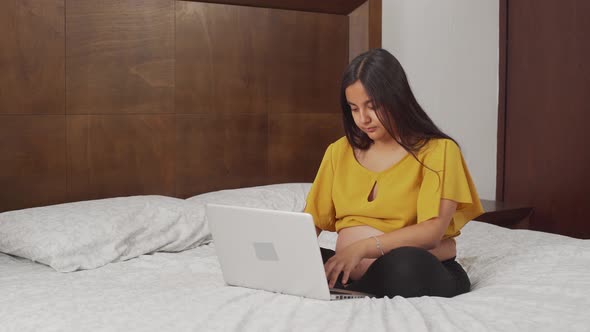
xmin=382 ymin=0 xmax=499 ymax=200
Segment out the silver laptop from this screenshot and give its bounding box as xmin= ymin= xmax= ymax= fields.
xmin=205 ymin=203 xmax=374 ymax=300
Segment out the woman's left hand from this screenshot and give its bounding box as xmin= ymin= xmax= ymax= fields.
xmin=324 ymin=239 xmax=369 ymax=288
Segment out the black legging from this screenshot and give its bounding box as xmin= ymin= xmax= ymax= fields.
xmin=321 ymin=246 xmax=471 ymax=298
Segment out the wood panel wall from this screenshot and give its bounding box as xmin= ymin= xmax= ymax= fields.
xmin=0 ymin=0 xmax=67 ymax=210
xmin=66 ymin=1 xmax=176 ymax=202
xmin=500 ymin=0 xmax=590 ymax=238
xmin=0 ymin=0 xmax=379 ymax=212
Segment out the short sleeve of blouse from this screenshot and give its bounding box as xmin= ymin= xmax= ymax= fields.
xmin=304 ymin=144 xmax=337 ymax=232
xmin=417 ymin=139 xmax=484 ymax=237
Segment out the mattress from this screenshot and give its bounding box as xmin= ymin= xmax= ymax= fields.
xmin=1 ymin=221 xmax=589 ymax=332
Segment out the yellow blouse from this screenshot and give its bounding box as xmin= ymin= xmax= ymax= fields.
xmin=304 ymin=137 xmax=484 ymax=238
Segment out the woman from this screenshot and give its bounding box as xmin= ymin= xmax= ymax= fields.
xmin=304 ymin=48 xmax=484 ymax=298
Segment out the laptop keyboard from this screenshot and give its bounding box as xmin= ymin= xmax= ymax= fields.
xmin=332 ymin=294 xmax=365 ymax=300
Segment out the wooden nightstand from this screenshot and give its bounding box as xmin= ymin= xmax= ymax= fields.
xmin=474 ymin=199 xmax=534 ymax=229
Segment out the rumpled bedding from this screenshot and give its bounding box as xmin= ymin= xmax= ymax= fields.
xmin=1 ymin=221 xmax=589 ymax=332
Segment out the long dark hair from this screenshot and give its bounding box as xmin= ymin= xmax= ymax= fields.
xmin=341 ymin=48 xmax=456 ymax=155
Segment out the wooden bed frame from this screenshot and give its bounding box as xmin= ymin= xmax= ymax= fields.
xmin=0 ymin=0 xmax=381 ymax=212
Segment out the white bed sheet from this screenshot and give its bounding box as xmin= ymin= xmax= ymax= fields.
xmin=1 ymin=221 xmax=589 ymax=332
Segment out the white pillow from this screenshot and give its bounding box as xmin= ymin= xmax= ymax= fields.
xmin=184 ymin=182 xmax=312 ymax=234
xmin=0 ymin=196 xmax=210 ymax=272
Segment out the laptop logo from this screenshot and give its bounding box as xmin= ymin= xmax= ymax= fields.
xmin=253 ymin=242 xmax=279 ymax=261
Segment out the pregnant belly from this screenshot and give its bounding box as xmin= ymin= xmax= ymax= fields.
xmin=336 ymin=225 xmax=385 ymax=281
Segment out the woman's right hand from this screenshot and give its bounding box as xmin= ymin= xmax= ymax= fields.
xmin=324 ymin=239 xmax=369 ymax=287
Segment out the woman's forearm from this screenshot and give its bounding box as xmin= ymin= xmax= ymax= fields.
xmin=362 ymin=199 xmax=458 ymax=258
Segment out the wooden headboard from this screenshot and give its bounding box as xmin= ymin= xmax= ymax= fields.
xmin=0 ymin=0 xmax=381 ymax=212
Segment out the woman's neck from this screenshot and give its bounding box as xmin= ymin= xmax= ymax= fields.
xmin=371 ymin=136 xmax=402 ymax=152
